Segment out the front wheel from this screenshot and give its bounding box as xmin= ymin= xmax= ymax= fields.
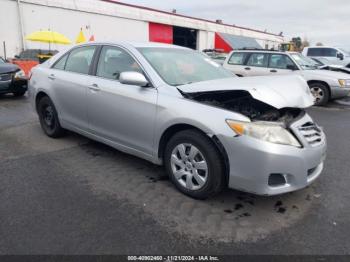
xmin=37 ymin=96 xmax=65 ymax=138
xmin=309 ymin=83 xmax=330 ymax=106
xmin=164 ymin=130 xmax=225 ymax=199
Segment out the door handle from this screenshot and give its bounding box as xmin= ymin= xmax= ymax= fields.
xmin=270 ymin=69 xmax=277 ymax=73
xmin=48 ymin=74 xmax=56 ymax=80
xmin=89 ymin=83 xmax=100 ymax=92
xmin=244 ymin=67 xmax=251 ymax=70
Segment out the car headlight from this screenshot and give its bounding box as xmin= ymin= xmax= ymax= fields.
xmin=226 ymin=120 xmax=301 ymax=147
xmin=338 ymin=79 xmax=350 ymax=87
xmin=14 ymin=70 xmax=26 ymax=79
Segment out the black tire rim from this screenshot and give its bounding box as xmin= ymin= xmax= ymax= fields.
xmin=42 ymin=105 xmax=55 ymax=129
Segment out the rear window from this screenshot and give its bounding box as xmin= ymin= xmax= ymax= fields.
xmin=307 ymin=48 xmax=337 ymax=57
xmin=65 ymin=46 xmax=96 ymax=75
xmin=52 ymin=53 xmax=69 ymax=70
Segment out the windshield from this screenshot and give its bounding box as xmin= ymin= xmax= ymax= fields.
xmin=0 ymin=57 xmax=5 ymax=64
xmin=138 ymin=47 xmax=234 ymax=86
xmin=290 ymin=53 xmax=319 ymax=70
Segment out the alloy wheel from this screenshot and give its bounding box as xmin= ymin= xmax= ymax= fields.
xmin=310 ymin=86 xmax=324 ymax=104
xmin=170 ymin=143 xmax=208 ymax=190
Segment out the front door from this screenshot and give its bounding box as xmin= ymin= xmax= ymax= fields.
xmin=244 ymin=53 xmax=271 ymax=76
xmin=87 ymin=45 xmax=158 ymax=156
xmin=268 ymin=54 xmax=297 ymax=75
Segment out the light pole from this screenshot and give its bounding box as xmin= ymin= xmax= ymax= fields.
xmin=17 ymin=0 xmax=26 ymax=51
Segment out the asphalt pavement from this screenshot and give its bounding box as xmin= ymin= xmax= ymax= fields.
xmin=0 ymin=94 xmax=350 ymax=255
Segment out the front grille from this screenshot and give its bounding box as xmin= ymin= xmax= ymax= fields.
xmin=0 ymin=73 xmax=12 ymax=81
xmin=298 ymin=122 xmax=323 ymax=147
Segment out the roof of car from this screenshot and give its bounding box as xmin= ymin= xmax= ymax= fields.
xmin=232 ymin=49 xmax=284 ymax=54
xmin=306 ymin=46 xmax=338 ymax=49
xmin=231 ymin=49 xmax=301 ymax=55
xmin=75 ymin=41 xmax=187 ymax=49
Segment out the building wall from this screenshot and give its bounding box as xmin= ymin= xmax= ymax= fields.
xmin=197 ymin=30 xmax=215 ymax=51
xmin=0 ymin=0 xmax=149 ymax=57
xmin=0 ymin=0 xmax=22 ymax=58
xmin=0 ymin=0 xmax=284 ymax=57
xmin=149 ymin=23 xmax=173 ymax=44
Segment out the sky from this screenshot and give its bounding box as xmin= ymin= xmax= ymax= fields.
xmin=119 ymin=0 xmax=350 ymax=49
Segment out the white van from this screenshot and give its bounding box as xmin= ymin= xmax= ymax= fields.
xmin=302 ymin=47 xmax=350 ymax=68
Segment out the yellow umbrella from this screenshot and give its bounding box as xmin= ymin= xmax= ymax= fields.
xmin=25 ymin=30 xmax=72 ymax=45
xmin=75 ymin=29 xmax=86 ymax=44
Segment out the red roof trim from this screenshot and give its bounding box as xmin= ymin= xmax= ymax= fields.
xmin=101 ymin=0 xmax=282 ymax=37
xmin=214 ymin=33 xmax=233 ymax=53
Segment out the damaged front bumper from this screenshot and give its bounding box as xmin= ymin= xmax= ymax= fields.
xmin=217 ymin=114 xmax=326 ymax=195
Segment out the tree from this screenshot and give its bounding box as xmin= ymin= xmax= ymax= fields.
xmin=291 ymin=37 xmax=303 ymax=51
xmin=302 ymin=37 xmax=310 ymax=49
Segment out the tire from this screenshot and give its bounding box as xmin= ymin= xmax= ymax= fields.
xmin=164 ymin=129 xmax=226 ymax=199
xmin=309 ymin=82 xmax=330 ymax=106
xmin=37 ymin=96 xmax=65 ymax=138
xmin=13 ymin=91 xmax=26 ymax=97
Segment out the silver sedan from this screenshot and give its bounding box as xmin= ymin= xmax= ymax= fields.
xmin=29 ymin=42 xmax=327 ymax=199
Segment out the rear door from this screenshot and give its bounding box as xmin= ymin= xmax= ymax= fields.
xmin=86 ymin=45 xmax=157 ymax=156
xmin=224 ymin=52 xmax=249 ymax=76
xmin=268 ymin=54 xmax=298 ymax=75
xmin=49 ymin=45 xmax=97 ymax=130
xmin=244 ymin=53 xmax=270 ymax=76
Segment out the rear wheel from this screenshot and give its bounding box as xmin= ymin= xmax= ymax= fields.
xmin=164 ymin=130 xmax=225 ymax=199
xmin=309 ymin=82 xmax=330 ymax=106
xmin=37 ymin=96 xmax=65 ymax=138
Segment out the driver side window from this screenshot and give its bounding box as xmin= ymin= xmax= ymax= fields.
xmin=269 ymin=54 xmax=295 ymax=69
xmin=96 ymin=46 xmax=142 ymax=80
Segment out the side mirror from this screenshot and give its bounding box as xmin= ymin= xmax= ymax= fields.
xmin=337 ymin=52 xmax=344 ymax=60
xmin=286 ymin=64 xmax=298 ymax=71
xmin=119 ymin=71 xmax=149 ymax=87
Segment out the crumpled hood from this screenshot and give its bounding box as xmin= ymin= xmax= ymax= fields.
xmin=301 ymin=69 xmax=350 ymax=79
xmin=177 ymin=75 xmax=314 ymax=109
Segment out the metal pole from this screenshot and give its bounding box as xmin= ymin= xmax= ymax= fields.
xmin=3 ymin=41 xmax=6 ymax=60
xmin=17 ymin=0 xmax=26 ymax=51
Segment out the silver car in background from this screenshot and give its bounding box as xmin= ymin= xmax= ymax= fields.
xmin=29 ymin=42 xmax=326 ymax=199
xmin=223 ymin=50 xmax=350 ymax=105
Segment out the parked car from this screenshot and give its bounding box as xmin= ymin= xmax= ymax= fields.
xmin=15 ymin=49 xmax=59 ymax=63
xmin=0 ymin=57 xmax=27 ymax=96
xmin=29 ymin=42 xmax=326 ymax=199
xmin=223 ymin=50 xmax=350 ymax=105
xmin=203 ymin=49 xmax=228 ymax=65
xmin=311 ymin=57 xmax=350 ymax=75
xmin=302 ymin=46 xmax=350 ymax=68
